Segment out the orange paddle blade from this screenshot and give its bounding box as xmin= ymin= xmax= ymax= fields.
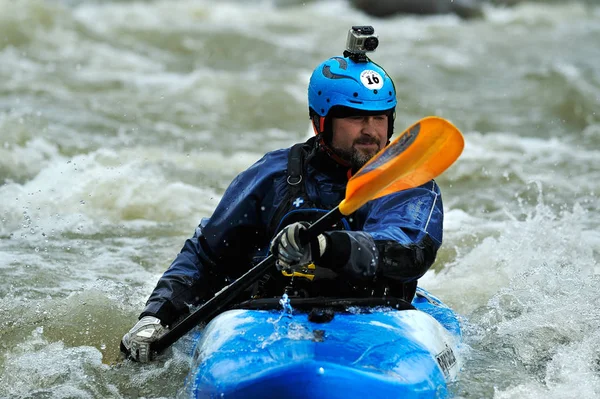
xmin=338 ymin=116 xmax=464 ymax=215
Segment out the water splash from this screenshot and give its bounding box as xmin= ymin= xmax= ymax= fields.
xmin=279 ymin=293 xmax=293 ymax=318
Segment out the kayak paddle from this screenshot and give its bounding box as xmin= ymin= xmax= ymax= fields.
xmin=150 ymin=116 xmax=464 ymax=357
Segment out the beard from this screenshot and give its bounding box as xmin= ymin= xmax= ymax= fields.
xmin=332 ymin=136 xmax=382 ymax=170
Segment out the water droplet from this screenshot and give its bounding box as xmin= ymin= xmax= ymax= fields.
xmin=34 ymin=247 xmax=40 ymax=252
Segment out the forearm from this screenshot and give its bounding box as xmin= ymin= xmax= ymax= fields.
xmin=375 ymin=234 xmax=439 ymax=282
xmin=140 ymin=231 xmax=217 ymax=326
xmin=317 ymin=230 xmax=378 ymax=279
xmin=317 ymin=230 xmax=438 ymax=282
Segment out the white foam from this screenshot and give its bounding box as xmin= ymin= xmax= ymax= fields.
xmin=424 ymin=200 xmax=599 ymax=312
xmin=0 ymin=146 xmax=265 ymax=237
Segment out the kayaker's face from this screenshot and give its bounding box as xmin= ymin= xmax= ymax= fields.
xmin=331 ymin=114 xmax=388 ymax=169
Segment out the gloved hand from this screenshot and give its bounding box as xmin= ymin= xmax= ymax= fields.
xmin=120 ymin=316 xmax=167 ymax=362
xmin=270 ymin=222 xmax=328 ymax=271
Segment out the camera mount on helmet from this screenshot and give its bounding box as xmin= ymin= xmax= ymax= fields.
xmin=343 ymin=26 xmax=379 ymax=63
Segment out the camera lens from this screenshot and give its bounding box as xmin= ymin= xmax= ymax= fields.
xmin=364 ymin=37 xmax=379 ymax=51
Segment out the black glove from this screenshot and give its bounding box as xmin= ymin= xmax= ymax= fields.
xmin=270 ymin=222 xmax=328 ymax=271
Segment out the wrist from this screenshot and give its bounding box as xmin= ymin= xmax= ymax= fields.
xmin=309 ymin=233 xmax=328 ymax=263
xmin=316 ymin=234 xmax=328 ymax=256
xmin=316 ymin=231 xmax=351 ymax=269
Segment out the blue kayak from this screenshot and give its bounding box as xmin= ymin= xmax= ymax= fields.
xmin=182 ymin=287 xmax=461 ymax=399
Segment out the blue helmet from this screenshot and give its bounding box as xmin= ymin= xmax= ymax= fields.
xmin=308 ymin=56 xmax=397 ymax=140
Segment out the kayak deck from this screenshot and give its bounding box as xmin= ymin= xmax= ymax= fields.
xmin=182 ymin=288 xmax=461 ymax=399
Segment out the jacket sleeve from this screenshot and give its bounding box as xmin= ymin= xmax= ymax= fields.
xmin=139 ymin=150 xmax=287 ymax=325
xmin=317 ymin=180 xmax=443 ymax=283
xmin=139 ymin=225 xmax=218 ymax=326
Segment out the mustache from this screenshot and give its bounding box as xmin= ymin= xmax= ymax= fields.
xmin=354 ymin=136 xmax=381 ymax=146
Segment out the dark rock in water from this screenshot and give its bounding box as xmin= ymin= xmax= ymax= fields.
xmin=488 ymin=0 xmax=524 ymax=5
xmin=349 ymin=0 xmax=484 ymax=19
xmin=489 ymin=0 xmax=598 ymax=5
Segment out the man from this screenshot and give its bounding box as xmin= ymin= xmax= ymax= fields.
xmin=121 ymin=53 xmax=444 ymax=363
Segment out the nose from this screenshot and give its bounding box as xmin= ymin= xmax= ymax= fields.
xmin=360 ymin=117 xmax=378 ymax=135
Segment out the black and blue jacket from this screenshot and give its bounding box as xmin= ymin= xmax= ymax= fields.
xmin=141 ymin=137 xmax=444 ymax=326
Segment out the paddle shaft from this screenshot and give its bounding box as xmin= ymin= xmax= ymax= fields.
xmin=151 ymin=207 xmax=343 ymax=355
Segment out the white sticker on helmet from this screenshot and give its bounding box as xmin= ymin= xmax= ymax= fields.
xmin=360 ymin=70 xmax=384 ymax=90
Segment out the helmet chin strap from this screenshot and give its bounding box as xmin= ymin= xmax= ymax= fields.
xmin=311 ymin=116 xmax=351 ymax=168
xmin=317 ymin=136 xmax=352 ymax=168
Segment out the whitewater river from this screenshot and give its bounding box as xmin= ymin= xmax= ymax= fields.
xmin=1 ymin=0 xmax=599 ymax=397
